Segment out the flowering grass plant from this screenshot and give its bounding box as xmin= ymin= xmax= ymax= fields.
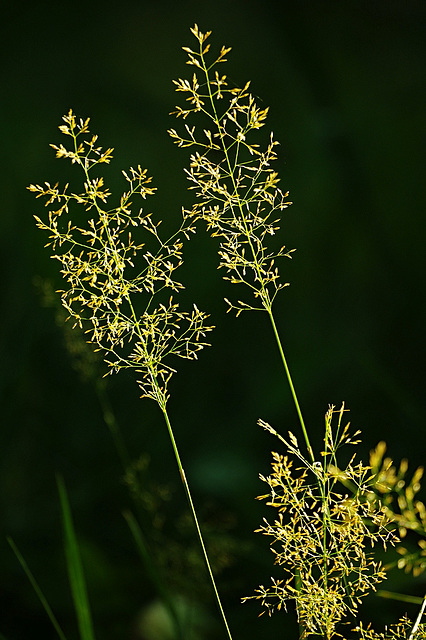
xmin=21 ymin=23 xmax=426 ymax=640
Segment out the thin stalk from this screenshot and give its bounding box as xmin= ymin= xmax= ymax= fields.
xmin=199 ymin=44 xmax=313 ymax=465
xmin=79 ymin=164 xmax=231 ymax=635
xmin=295 ymin=570 xmax=304 ymax=640
xmin=409 ymin=593 xmax=426 ymax=640
xmin=161 ymin=405 xmax=233 ymax=640
xmin=94 ymin=384 xmax=185 ymax=640
xmin=267 ymin=308 xmax=314 ymax=463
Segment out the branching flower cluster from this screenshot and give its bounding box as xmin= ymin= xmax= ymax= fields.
xmin=28 ymin=29 xmax=424 ymax=640
xmin=366 ymin=441 xmax=426 ymax=577
xmin=244 ymin=405 xmax=397 ymax=639
xmin=355 ymin=615 xmax=426 ymax=640
xmin=169 ymin=24 xmax=294 ymax=315
xmin=29 ymin=110 xmax=213 ymax=407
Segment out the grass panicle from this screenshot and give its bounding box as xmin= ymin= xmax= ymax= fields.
xmin=172 ymin=24 xmax=424 ymax=639
xmin=169 ymin=24 xmax=294 ymax=318
xmin=29 ymin=108 xmax=233 ymax=640
xmin=29 ymin=113 xmax=213 ymax=407
xmin=170 ymin=23 xmax=313 ymax=462
xmin=243 ymin=405 xmax=397 ymax=639
xmin=24 ymin=23 xmax=424 ymax=640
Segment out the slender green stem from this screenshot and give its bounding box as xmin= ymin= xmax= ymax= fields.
xmin=80 ymin=159 xmax=232 ymax=634
xmin=295 ymin=570 xmax=304 ymax=640
xmin=199 ymin=43 xmax=313 ymax=466
xmin=93 ymin=384 xmax=185 ymax=640
xmin=267 ymin=308 xmax=314 ymax=463
xmin=409 ymin=593 xmax=426 ymax=640
xmin=161 ymin=405 xmax=233 ymax=640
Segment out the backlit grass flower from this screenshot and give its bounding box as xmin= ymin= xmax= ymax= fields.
xmin=244 ymin=405 xmax=397 ymax=639
xmin=366 ymin=442 xmax=426 ymax=577
xmin=355 ymin=614 xmax=426 ymax=640
xmin=169 ymin=24 xmax=294 ymax=316
xmin=29 ymin=109 xmax=233 ymax=640
xmin=170 ymin=24 xmax=314 ymax=469
xmin=29 ymin=110 xmax=213 ymax=408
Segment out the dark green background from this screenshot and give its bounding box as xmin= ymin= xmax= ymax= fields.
xmin=1 ymin=1 xmax=425 ymax=638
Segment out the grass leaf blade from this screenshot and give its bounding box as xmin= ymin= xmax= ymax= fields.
xmin=377 ymin=590 xmax=424 ymax=605
xmin=7 ymin=537 xmax=68 ymax=640
xmin=56 ymin=475 xmax=96 ymax=640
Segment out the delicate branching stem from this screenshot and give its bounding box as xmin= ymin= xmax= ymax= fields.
xmin=200 ymin=37 xmax=313 ymax=462
xmin=30 ymin=110 xmax=231 ymax=638
xmin=170 ymin=25 xmax=423 ymax=638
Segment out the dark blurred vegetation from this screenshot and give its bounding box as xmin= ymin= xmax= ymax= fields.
xmin=1 ymin=0 xmax=425 ymax=638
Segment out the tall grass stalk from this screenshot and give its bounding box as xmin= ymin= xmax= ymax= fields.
xmin=26 ymin=23 xmax=426 ymax=640
xmin=170 ymin=24 xmax=425 ymax=638
xmin=161 ymin=405 xmax=233 ymax=640
xmin=169 ymin=25 xmax=313 ymax=460
xmin=29 ymin=110 xmax=233 ymax=638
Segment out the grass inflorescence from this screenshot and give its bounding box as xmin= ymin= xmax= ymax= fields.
xmin=24 ymin=23 xmax=425 ymax=640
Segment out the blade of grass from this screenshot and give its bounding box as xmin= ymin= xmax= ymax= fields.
xmin=56 ymin=475 xmax=96 ymax=640
xmin=7 ymin=537 xmax=68 ymax=640
xmin=377 ymin=590 xmax=424 ymax=605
